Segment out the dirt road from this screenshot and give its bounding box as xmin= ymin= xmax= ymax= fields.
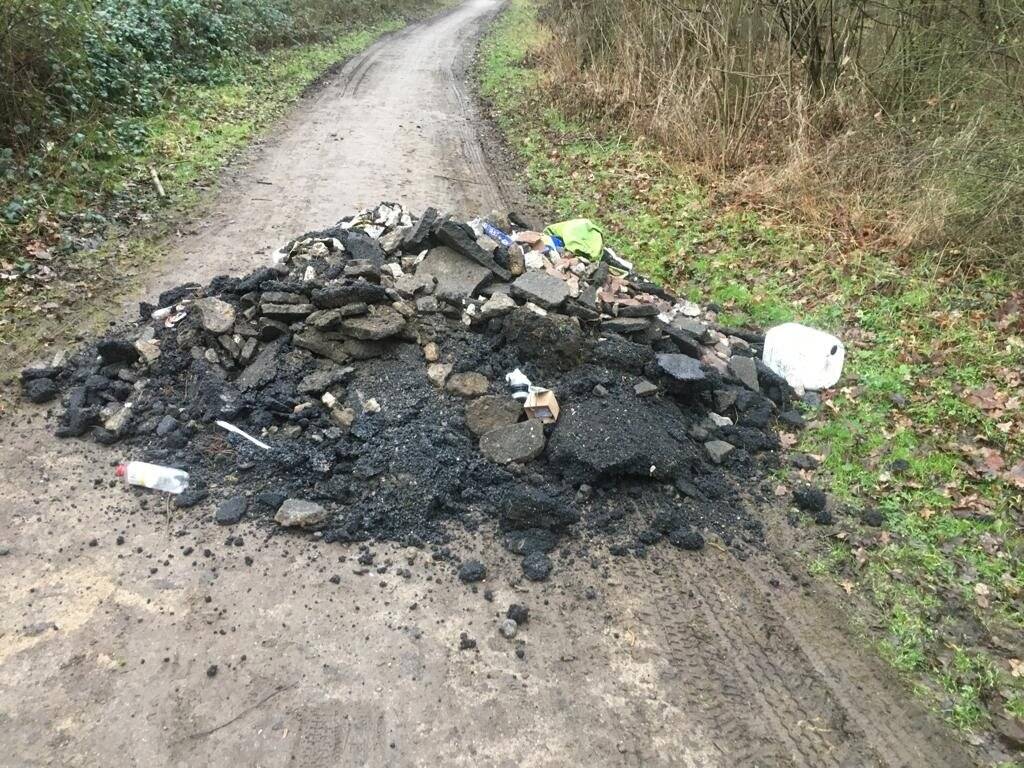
xmin=0 ymin=2 xmax=978 ymax=765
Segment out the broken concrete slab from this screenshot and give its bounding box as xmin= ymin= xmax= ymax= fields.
xmin=418 ymin=246 xmax=493 ymax=299
xmin=510 ymin=271 xmax=569 ymax=310
xmin=479 ymin=293 xmax=516 ymax=320
xmin=338 ymin=305 xmax=406 ymax=341
xmin=729 ymin=355 xmax=760 ymax=392
xmin=435 ymin=219 xmax=511 ymax=281
xmin=704 ymin=440 xmax=735 ymax=464
xmin=215 ymin=496 xmax=247 ymax=525
xmin=194 ymin=297 xmax=236 ymax=334
xmin=655 ymin=353 xmax=706 ymax=387
xmin=297 ymin=366 xmax=354 ymax=395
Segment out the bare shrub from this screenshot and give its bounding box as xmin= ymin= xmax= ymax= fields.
xmin=541 ymin=0 xmax=1024 ymax=263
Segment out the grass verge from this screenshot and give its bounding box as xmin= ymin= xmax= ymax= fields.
xmin=0 ymin=7 xmax=448 ymax=379
xmin=480 ymin=0 xmax=1024 ymax=758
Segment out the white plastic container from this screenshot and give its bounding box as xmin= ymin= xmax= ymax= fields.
xmin=116 ymin=461 xmax=189 ymax=495
xmin=762 ymin=322 xmax=845 ymax=391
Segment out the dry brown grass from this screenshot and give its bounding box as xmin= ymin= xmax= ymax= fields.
xmin=539 ymin=0 xmax=1024 ymax=264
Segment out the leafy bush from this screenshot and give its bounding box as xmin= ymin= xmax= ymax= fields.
xmin=0 ymin=0 xmax=432 ymax=152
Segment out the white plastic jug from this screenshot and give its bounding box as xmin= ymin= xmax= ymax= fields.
xmin=762 ymin=322 xmax=845 ymax=391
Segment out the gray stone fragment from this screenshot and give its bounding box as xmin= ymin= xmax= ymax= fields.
xmin=293 ymin=331 xmax=350 ymax=363
xmin=261 ymin=291 xmax=307 ymax=305
xmin=601 ymin=317 xmax=650 ymax=334
xmin=499 ymin=619 xmax=518 ymax=639
xmin=275 ymin=499 xmax=330 ymax=527
xmin=24 ymin=378 xmax=58 ymax=404
xmin=194 ymin=297 xmax=236 ymax=334
xmin=417 ymin=246 xmax=492 ymax=298
xmin=445 ymin=372 xmax=489 ymax=398
xmin=427 ymin=363 xmax=453 ymax=388
xmin=394 ymin=273 xmax=435 ymax=298
xmin=415 ymin=296 xmax=439 ymax=314
xmin=656 ymin=353 xmax=706 ymax=384
xmin=729 ymin=355 xmax=760 ymax=392
xmin=236 ymin=340 xmax=282 ymax=391
xmin=338 ymin=305 xmax=406 ymax=340
xmin=155 ymin=415 xmax=179 ymax=436
xmin=260 ymin=303 xmax=314 ymax=317
xmin=705 ymin=440 xmax=735 ymax=464
xmin=479 ymin=293 xmax=517 ymax=319
xmin=215 ymin=496 xmax=247 ymax=525
xmin=297 ymin=366 xmax=355 ymax=395
xmin=673 ymin=317 xmax=711 ymax=341
xmin=634 ymin=380 xmax=659 ymax=397
xmin=479 ymin=420 xmax=545 ymax=464
xmin=465 ymin=396 xmax=523 ymax=436
xmin=510 ymin=272 xmax=569 ymax=310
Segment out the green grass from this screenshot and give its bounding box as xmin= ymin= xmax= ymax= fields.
xmin=480 ymin=0 xmax=1024 ymax=751
xmin=0 ymin=16 xmax=426 ymax=375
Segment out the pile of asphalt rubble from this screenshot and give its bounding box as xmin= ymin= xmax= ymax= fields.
xmin=23 ymin=203 xmax=829 ymax=582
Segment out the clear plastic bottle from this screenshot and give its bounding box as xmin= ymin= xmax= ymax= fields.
xmin=116 ymin=461 xmax=189 ymax=494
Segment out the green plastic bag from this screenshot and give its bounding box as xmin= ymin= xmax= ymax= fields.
xmin=544 ymin=218 xmax=604 ymax=261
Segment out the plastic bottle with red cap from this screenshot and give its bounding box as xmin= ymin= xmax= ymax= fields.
xmin=116 ymin=461 xmax=189 ymax=494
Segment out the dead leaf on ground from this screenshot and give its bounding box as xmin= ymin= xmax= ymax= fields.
xmin=1006 ymin=461 xmax=1024 ymax=489
xmin=974 ymin=582 xmax=991 ymax=609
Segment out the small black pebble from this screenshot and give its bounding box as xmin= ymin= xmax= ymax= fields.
xmin=206 ymin=664 xmax=218 ymax=678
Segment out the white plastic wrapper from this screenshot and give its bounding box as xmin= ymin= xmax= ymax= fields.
xmin=762 ymin=322 xmax=845 ymax=390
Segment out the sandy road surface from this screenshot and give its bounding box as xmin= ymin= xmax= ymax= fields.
xmin=0 ymin=2 xmax=977 ymax=765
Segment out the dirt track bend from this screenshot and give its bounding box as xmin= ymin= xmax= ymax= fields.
xmin=0 ymin=1 xmax=976 ymax=765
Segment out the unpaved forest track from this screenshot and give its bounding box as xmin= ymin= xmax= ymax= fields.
xmin=0 ymin=2 xmax=979 ymax=766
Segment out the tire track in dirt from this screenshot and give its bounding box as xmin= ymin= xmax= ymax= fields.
xmin=606 ymin=537 xmax=975 ymax=767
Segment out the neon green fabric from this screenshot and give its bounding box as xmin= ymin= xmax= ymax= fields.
xmin=544 ymin=218 xmax=604 ymax=260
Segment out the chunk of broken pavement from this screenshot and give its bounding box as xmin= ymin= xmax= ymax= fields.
xmin=445 ymin=372 xmax=489 ymax=398
xmin=215 ymin=496 xmax=247 ymax=525
xmin=293 ymin=331 xmax=350 ymax=364
xmin=312 ymin=281 xmax=389 ymax=309
xmin=393 ymin=272 xmax=435 ymax=298
xmin=465 ymin=396 xmax=523 ymax=436
xmin=728 ymin=355 xmax=760 ymax=392
xmin=634 ymin=380 xmax=658 ymax=397
xmin=275 ymin=499 xmax=329 ymax=527
xmin=435 ymin=219 xmax=511 ymax=281
xmin=235 ymin=339 xmax=283 ymax=391
xmin=479 ymin=292 xmax=516 ymax=320
xmin=457 ymin=560 xmax=486 ymax=583
xmin=194 ymin=297 xmax=236 ymax=334
xmin=479 ymin=420 xmax=545 ymax=464
xmin=655 ymin=353 xmax=706 ymax=387
xmin=338 ymin=305 xmax=406 ymax=341
xmin=297 ymin=366 xmax=354 ymax=395
xmin=704 ymin=439 xmax=735 ymax=464
xmin=510 ymin=271 xmax=569 ymax=310
xmin=601 ymin=317 xmax=650 ymax=335
xmin=418 ymin=246 xmax=492 ymax=299
xmin=503 ymin=307 xmax=585 ymax=371
xmin=24 ymin=378 xmax=58 ymax=404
